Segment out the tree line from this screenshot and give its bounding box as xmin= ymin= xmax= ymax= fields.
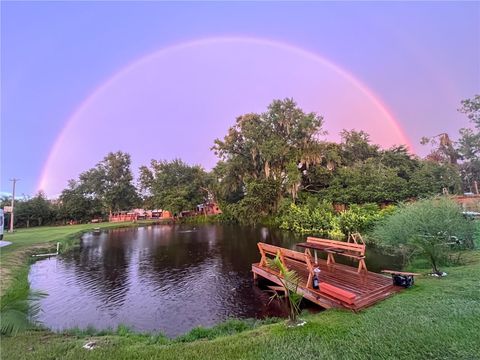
xmin=2 ymin=95 xmax=479 ymax=228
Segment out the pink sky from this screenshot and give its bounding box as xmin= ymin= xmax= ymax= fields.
xmin=39 ymin=38 xmax=411 ymax=196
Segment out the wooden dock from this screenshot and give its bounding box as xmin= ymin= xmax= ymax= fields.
xmin=252 ymin=242 xmax=402 ymax=311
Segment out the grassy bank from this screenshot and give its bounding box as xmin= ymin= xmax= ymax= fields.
xmin=1 ymin=255 xmax=479 ymax=358
xmin=1 ymin=224 xmax=479 ymax=359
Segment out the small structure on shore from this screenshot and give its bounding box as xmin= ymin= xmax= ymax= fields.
xmin=109 ymin=211 xmax=138 ymax=222
xmin=33 ymin=242 xmax=60 ymax=257
xmin=107 ymin=202 xmax=221 ymax=223
xmin=452 ymin=194 xmax=480 ymax=212
xmin=196 ymin=202 xmax=222 ymax=216
xmin=109 ymin=209 xmax=172 ymax=222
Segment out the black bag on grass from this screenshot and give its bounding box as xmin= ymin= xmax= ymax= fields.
xmin=392 ymin=274 xmax=414 ymax=288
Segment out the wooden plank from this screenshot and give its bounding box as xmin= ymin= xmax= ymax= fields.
xmin=257 ymin=243 xmax=267 ymax=267
xmin=302 ymin=240 xmax=365 ymax=256
xmin=267 ymin=285 xmax=286 ymax=293
xmin=279 ymin=247 xmax=309 ymax=263
xmin=258 ymin=242 xmax=309 ymax=264
xmin=306 ymin=237 xmax=365 ymax=253
xmin=285 ymin=258 xmax=387 ymax=293
xmin=357 ymin=258 xmax=368 ymax=273
xmin=381 ymin=270 xmax=421 ymax=276
xmin=319 ymin=282 xmax=356 ymax=304
xmin=258 ymin=242 xmax=281 ymax=256
xmin=353 ymin=286 xmax=402 ymax=310
xmin=252 ymin=264 xmax=337 ymax=309
xmin=301 ymin=238 xmax=367 ymax=272
xmin=297 ymin=242 xmax=334 ymax=251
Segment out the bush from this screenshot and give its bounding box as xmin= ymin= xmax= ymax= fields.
xmin=279 ymin=201 xmax=343 ymax=239
xmin=371 ymin=196 xmax=475 ymax=273
xmin=279 ymin=201 xmax=394 ymax=240
xmin=338 ymin=203 xmax=394 ymax=237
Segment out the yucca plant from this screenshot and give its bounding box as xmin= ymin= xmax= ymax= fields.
xmin=267 ymin=255 xmax=303 ymax=325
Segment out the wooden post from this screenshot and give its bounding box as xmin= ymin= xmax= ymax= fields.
xmin=327 ymin=253 xmax=336 ymax=266
xmin=357 ymin=259 xmax=367 ymax=273
xmin=304 ymin=250 xmax=314 ymax=289
xmin=277 ymin=250 xmax=288 ymax=271
xmin=258 ymin=243 xmax=267 ymax=267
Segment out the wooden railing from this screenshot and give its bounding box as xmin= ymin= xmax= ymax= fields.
xmin=256 ymin=242 xmax=359 ymax=304
xmin=306 ymin=236 xmax=367 ymax=272
xmin=257 ymin=242 xmax=316 ymax=289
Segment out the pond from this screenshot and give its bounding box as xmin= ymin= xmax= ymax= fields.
xmin=29 ymin=224 xmax=402 ymax=337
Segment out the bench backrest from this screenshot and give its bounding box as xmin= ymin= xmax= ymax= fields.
xmin=306 ymin=237 xmax=366 ymax=255
xmin=256 ymin=242 xmax=320 ymax=290
xmin=257 ymin=242 xmax=308 ymax=264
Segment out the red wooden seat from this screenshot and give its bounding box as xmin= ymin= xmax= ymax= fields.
xmin=319 ymin=282 xmax=356 ymax=305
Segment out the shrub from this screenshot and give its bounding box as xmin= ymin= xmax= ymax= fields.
xmin=371 ymin=196 xmax=475 ymax=273
xmin=215 ymin=203 xmax=238 ymax=223
xmin=279 ymin=201 xmax=340 ymax=237
xmin=338 ymin=203 xmax=394 ymax=237
xmin=279 ymin=201 xmax=394 ymax=240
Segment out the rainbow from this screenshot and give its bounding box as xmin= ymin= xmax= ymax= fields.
xmin=38 ymin=36 xmax=412 ymax=193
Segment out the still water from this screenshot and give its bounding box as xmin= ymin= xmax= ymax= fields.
xmin=29 ymin=224 xmax=402 ymax=337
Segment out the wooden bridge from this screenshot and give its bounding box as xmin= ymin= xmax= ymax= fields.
xmin=252 ymin=242 xmax=402 ymax=311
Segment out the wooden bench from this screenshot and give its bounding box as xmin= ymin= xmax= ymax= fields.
xmin=306 ymin=237 xmax=367 ymax=273
xmin=257 ymin=242 xmax=317 ymax=290
xmin=319 ymin=282 xmax=356 ymax=305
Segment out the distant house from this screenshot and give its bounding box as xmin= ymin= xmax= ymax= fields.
xmin=147 ymin=209 xmax=173 ymax=219
xmin=196 ymin=202 xmax=222 ymax=216
xmin=109 ymin=211 xmax=137 ymax=222
xmin=132 ymin=208 xmax=146 ymax=220
xmin=452 ymin=194 xmax=480 ymax=212
xmin=161 ymin=210 xmax=172 ymax=219
xmin=109 ymin=208 xmax=173 ymax=222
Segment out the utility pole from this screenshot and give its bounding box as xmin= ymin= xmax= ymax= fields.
xmin=9 ymin=178 xmax=19 ymax=233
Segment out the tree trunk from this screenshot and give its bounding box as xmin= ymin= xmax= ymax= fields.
xmin=430 ymin=254 xmax=439 ymax=274
xmin=264 ymin=161 xmax=270 ymax=178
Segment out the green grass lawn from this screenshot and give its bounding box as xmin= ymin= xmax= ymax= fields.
xmin=1 ymin=224 xmax=479 ymax=359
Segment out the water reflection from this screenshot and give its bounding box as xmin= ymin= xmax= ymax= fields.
xmin=29 ymin=224 xmax=401 ymax=337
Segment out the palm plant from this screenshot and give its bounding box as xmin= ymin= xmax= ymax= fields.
xmin=0 ymin=269 xmax=45 ymax=336
xmin=267 ymin=255 xmax=303 ymax=325
xmin=1 ymin=291 xmax=45 ymax=335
